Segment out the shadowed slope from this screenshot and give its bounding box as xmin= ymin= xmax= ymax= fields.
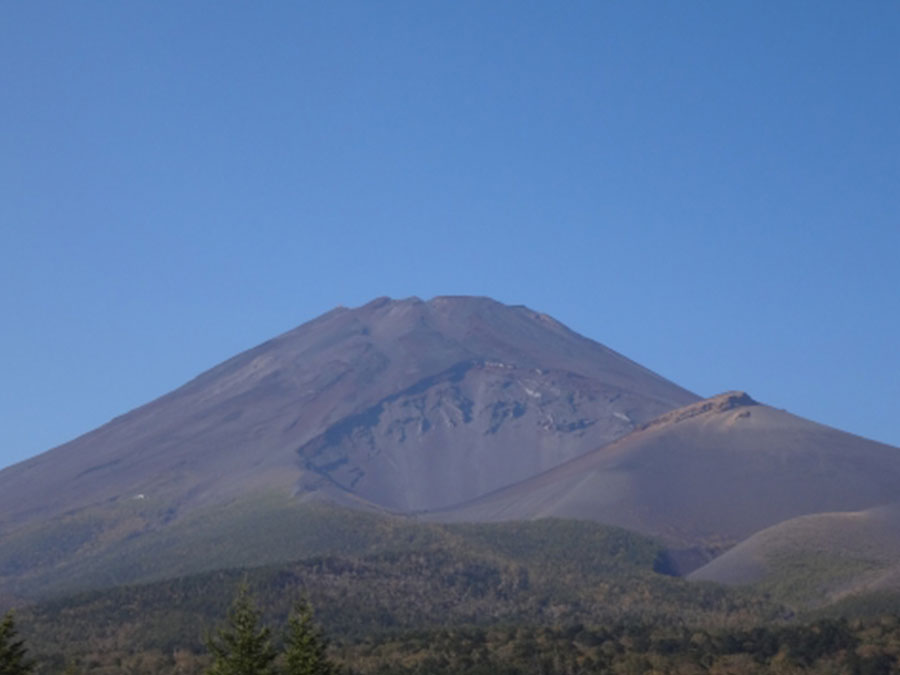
xmin=435 ymin=392 xmax=900 ymax=554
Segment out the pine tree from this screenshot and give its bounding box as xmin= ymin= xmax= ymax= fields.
xmin=282 ymin=599 xmax=335 ymax=675
xmin=0 ymin=611 xmax=33 ymax=675
xmin=206 ymin=586 xmax=277 ymax=675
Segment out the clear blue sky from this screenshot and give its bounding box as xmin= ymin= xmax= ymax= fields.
xmin=2 ymin=1 xmax=898 ymax=470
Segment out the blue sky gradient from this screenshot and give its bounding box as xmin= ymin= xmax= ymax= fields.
xmin=2 ymin=1 xmax=898 ymax=469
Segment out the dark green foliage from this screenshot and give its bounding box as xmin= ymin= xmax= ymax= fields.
xmin=13 ymin=589 xmax=900 ymax=673
xmin=206 ymin=586 xmax=277 ymax=675
xmin=332 ymin=617 xmax=899 ymax=674
xmin=205 ymin=588 xmax=336 ymax=675
xmin=283 ymin=599 xmax=335 ymax=675
xmin=0 ymin=611 xmax=33 ymax=675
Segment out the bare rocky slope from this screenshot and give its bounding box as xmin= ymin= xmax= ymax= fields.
xmin=0 ymin=296 xmax=697 ymax=524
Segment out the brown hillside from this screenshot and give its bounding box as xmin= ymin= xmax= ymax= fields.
xmin=435 ymin=392 xmax=900 ymax=554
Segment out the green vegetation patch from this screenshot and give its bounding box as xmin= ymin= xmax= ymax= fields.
xmin=755 ymin=551 xmax=886 ymax=610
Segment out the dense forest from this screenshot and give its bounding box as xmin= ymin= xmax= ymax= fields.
xmin=5 ymin=518 xmax=900 ymax=673
xmin=6 ymin=601 xmax=900 ymax=674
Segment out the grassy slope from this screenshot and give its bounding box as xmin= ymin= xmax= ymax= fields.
xmin=690 ymin=505 xmax=900 ymax=610
xmin=0 ymin=488 xmax=728 ymax=602
xmin=1 ymin=492 xmax=432 ymax=598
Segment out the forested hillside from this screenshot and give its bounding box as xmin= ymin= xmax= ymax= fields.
xmin=13 ymin=518 xmax=782 ymax=673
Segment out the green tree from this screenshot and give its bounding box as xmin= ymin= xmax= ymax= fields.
xmin=0 ymin=611 xmax=33 ymax=675
xmin=206 ymin=586 xmax=277 ymax=675
xmin=282 ymin=599 xmax=335 ymax=675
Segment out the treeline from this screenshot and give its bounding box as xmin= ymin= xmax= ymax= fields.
xmin=7 ymin=602 xmax=900 ymax=674
xmin=3 ymin=588 xmax=337 ymax=675
xmin=337 ymin=617 xmax=900 ymax=674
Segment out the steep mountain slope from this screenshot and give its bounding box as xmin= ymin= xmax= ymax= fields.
xmin=436 ymin=392 xmax=900 ymax=558
xmin=0 ymin=296 xmax=698 ymax=597
xmin=0 ymin=296 xmax=695 ymax=528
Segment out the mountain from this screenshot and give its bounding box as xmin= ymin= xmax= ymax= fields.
xmin=0 ymin=296 xmax=697 ymax=598
xmin=0 ymin=296 xmax=695 ymax=526
xmin=435 ymin=392 xmax=900 ymax=570
xmin=3 ymin=295 xmax=900 ymax=610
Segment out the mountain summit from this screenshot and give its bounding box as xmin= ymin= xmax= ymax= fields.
xmin=0 ymin=296 xmax=696 ymax=529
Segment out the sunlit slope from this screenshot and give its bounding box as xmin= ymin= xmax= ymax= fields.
xmin=689 ymin=503 xmax=900 ymax=607
xmin=436 ymin=393 xmax=900 ymax=550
